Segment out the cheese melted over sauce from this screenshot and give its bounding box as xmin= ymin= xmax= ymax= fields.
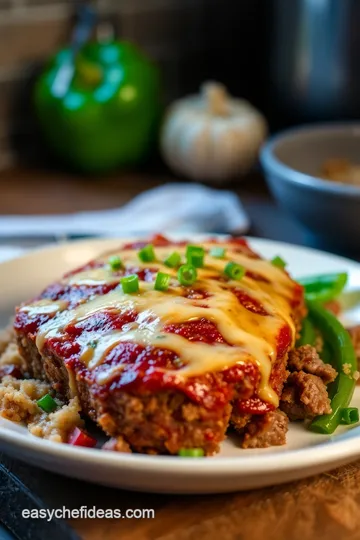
xmin=21 ymin=241 xmax=301 ymax=408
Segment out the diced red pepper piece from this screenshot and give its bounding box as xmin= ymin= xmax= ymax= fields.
xmin=68 ymin=427 xmax=97 ymax=448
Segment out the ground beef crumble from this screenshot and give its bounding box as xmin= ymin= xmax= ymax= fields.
xmin=281 ymin=372 xmax=332 ymax=420
xmin=241 ymin=411 xmax=288 ymax=449
xmin=288 ymin=345 xmax=337 ymax=384
xmin=281 ymin=345 xmax=336 ymax=421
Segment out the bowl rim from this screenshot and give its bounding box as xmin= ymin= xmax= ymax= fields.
xmin=260 ymin=121 xmax=360 ymax=199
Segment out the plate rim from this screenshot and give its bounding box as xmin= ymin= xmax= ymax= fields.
xmin=1 ymin=235 xmax=360 ymax=483
xmin=1 ymin=414 xmax=360 ymax=476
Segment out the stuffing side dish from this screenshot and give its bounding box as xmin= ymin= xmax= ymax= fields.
xmin=0 ymin=235 xmax=358 ymax=456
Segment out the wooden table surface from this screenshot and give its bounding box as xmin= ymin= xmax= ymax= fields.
xmin=0 ymin=167 xmax=359 ymax=540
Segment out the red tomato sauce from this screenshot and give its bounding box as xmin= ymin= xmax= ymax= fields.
xmin=164 ymin=318 xmax=228 ymax=344
xmin=234 ymin=397 xmax=275 ymax=415
xmin=232 ymin=289 xmax=268 ymax=316
xmin=276 ymin=324 xmax=292 ymax=358
xmin=122 ymin=234 xmax=178 ymax=250
xmin=40 ymin=282 xmax=119 ymax=308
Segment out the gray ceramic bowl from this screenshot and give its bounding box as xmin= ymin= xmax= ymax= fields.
xmin=260 ymin=123 xmax=360 ymax=250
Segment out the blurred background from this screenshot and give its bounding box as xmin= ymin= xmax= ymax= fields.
xmin=1 ymin=0 xmax=360 ymax=253
xmin=0 ymin=0 xmax=268 ymax=168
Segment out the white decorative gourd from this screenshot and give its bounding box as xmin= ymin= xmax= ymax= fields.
xmin=161 ymin=81 xmax=267 ymax=182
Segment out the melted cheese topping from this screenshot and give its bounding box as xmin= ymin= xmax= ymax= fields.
xmin=24 ymin=241 xmax=301 ymax=408
xmin=20 ymin=299 xmax=68 ymax=315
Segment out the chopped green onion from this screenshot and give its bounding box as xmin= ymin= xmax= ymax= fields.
xmin=186 ymin=245 xmax=205 ymax=268
xmin=224 ymin=262 xmax=245 ymax=281
xmin=210 ymin=247 xmax=226 ymax=259
xmin=121 ymin=274 xmax=139 ymax=294
xmin=164 ymin=251 xmax=181 ymax=268
xmin=341 ymin=407 xmax=359 ymax=425
xmin=108 ymin=255 xmax=122 ymax=271
xmin=37 ymin=394 xmax=57 ymax=413
xmin=138 ymin=244 xmax=155 ymax=263
xmin=178 ymin=448 xmax=205 ymax=457
xmin=271 ymin=255 xmax=287 ymax=269
xmin=154 ymin=272 xmax=171 ymax=291
xmin=87 ymin=340 xmax=98 ymax=349
xmin=177 ymin=264 xmax=197 ymax=286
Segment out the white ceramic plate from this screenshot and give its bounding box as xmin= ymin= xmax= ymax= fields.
xmin=1 ymin=236 xmax=360 ymax=494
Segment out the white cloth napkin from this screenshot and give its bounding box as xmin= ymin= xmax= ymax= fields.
xmin=0 ymin=246 xmax=25 ymax=263
xmin=0 ymin=184 xmax=250 ymax=264
xmin=0 ymin=184 xmax=249 ymax=238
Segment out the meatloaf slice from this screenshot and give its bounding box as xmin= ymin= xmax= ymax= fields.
xmin=16 ymin=333 xmax=249 ymax=455
xmin=14 ymin=235 xmax=305 ymax=454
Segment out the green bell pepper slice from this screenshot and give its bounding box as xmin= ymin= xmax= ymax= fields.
xmin=307 ymin=301 xmax=357 ymax=435
xmin=298 ymin=272 xmax=348 ymax=303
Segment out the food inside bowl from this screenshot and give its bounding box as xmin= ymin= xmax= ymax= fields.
xmin=0 ymin=235 xmax=358 ymax=456
xmin=321 ymin=159 xmax=360 ymax=185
